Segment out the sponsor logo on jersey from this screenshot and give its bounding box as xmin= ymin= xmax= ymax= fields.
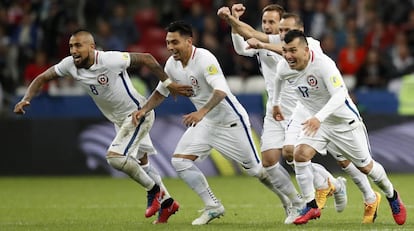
xmin=307 ymin=75 xmax=318 ymax=87
xmin=330 ymin=75 xmax=342 ymax=88
xmin=97 ymin=74 xmax=109 ymax=85
xmin=207 ymin=64 xmax=218 ymax=75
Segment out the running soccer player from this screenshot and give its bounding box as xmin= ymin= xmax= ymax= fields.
xmin=219 ymin=4 xmax=304 ymax=224
xmin=273 ymin=29 xmax=406 ymax=225
xmin=132 ymin=20 xmax=278 ymax=225
xmin=13 ymin=29 xmax=193 ymax=224
xmin=218 ymin=4 xmax=347 ymax=221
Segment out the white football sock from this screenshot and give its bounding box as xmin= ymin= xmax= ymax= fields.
xmin=295 ymin=160 xmax=315 ymax=203
xmin=342 ymin=162 xmax=376 ymax=204
xmin=172 ymin=157 xmax=219 ymax=207
xmin=265 ymin=163 xmax=303 ymax=207
xmin=107 ymin=155 xmax=154 ymax=190
xmin=368 ymin=161 xmax=394 ymax=198
xmin=312 ymin=163 xmax=339 ymax=190
xmin=142 ymin=162 xmax=170 ymax=198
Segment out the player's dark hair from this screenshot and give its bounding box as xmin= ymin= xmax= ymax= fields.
xmin=71 ymin=29 xmax=91 ymax=36
xmin=166 ymin=21 xmax=193 ymax=37
xmin=284 ymin=29 xmax=308 ymax=46
xmin=281 ymin=13 xmax=304 ymax=28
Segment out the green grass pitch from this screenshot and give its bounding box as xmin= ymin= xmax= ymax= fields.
xmin=0 ymin=174 xmax=412 ymax=230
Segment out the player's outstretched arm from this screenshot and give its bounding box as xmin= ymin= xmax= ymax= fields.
xmin=132 ymin=90 xmax=165 ymax=127
xmin=182 ymin=89 xmax=226 ymax=127
xmin=14 ymin=67 xmax=59 ymax=115
xmin=246 ymin=38 xmax=283 ymax=54
xmin=217 ymin=5 xmax=269 ymax=42
xmin=129 ymin=53 xmax=193 ymax=97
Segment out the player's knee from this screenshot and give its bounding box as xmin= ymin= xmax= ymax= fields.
xmin=171 ymin=157 xmax=193 ymax=172
xmin=245 ymin=165 xmax=263 ymax=178
xmin=337 ymin=159 xmax=350 ymax=168
xmin=106 ymin=154 xmax=127 ymax=171
xmin=282 ymin=145 xmax=294 ymax=162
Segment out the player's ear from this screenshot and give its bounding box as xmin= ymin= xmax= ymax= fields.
xmin=186 ymin=37 xmax=192 ymax=46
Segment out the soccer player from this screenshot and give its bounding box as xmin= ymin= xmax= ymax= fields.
xmin=132 ymin=20 xmax=277 ymax=225
xmin=273 ymin=29 xmax=406 ymax=225
xmin=13 ymin=29 xmax=194 ymax=224
xmin=220 ymin=4 xmax=304 ymax=224
xmin=218 ymin=4 xmax=346 ymax=219
xmin=249 ymin=12 xmax=382 ymax=224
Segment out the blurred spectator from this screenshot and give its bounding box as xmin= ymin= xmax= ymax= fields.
xmin=23 ymin=50 xmax=51 ymax=93
xmin=0 ymin=24 xmax=12 ymax=94
xmin=95 ymin=19 xmax=125 ymax=51
xmin=201 ymin=32 xmax=234 ymax=75
xmin=356 ymin=48 xmax=392 ymax=89
xmin=338 ymin=33 xmax=367 ymax=90
xmin=9 ymin=12 xmax=41 ymax=90
xmin=309 ymin=0 xmax=328 ymax=40
xmin=401 ymin=8 xmax=414 ymax=55
xmin=40 ymin=0 xmax=67 ymax=59
xmin=388 ymin=32 xmax=414 ymax=78
xmin=334 ymin=16 xmax=364 ymax=52
xmin=338 ymin=33 xmax=366 ymax=75
xmin=183 ymin=1 xmax=205 ymax=34
xmin=57 ymin=18 xmax=80 ymax=60
xmin=364 ymin=18 xmax=396 ymax=52
xmin=320 ymin=32 xmax=338 ymax=61
xmin=327 ymin=0 xmax=355 ymax=30
xmin=109 ymin=3 xmax=139 ymax=47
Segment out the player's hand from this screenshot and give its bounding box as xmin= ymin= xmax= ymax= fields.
xmin=131 ymin=109 xmax=147 ymax=127
xmin=217 ymin=7 xmax=231 ymax=20
xmin=231 ymin=3 xmax=246 ymax=18
xmin=13 ymin=100 xmax=30 ymax=115
xmin=167 ymin=82 xmax=193 ymax=97
xmin=246 ymin=38 xmax=263 ymax=49
xmin=302 ymin=117 xmax=321 ymax=137
xmin=182 ymin=111 xmax=205 ymax=127
xmin=272 ymin=105 xmax=284 ymax=121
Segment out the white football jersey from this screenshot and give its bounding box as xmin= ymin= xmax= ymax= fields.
xmin=157 ymin=46 xmax=250 ymax=125
xmin=232 ymin=33 xmax=296 ymax=118
xmin=269 ymin=35 xmax=323 ymax=118
xmin=55 ymin=50 xmax=146 ymax=127
xmin=276 ymin=50 xmax=361 ymax=125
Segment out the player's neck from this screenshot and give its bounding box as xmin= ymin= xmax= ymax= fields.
xmin=85 ymin=50 xmax=96 ymax=69
xmin=181 ymin=48 xmax=193 ymax=67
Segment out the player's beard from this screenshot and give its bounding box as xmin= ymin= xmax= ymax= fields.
xmin=74 ymin=54 xmax=90 ymax=68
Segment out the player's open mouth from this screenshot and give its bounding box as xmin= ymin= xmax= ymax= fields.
xmin=287 ymin=59 xmax=296 ymax=66
xmin=73 ymin=55 xmax=81 ymax=62
xmin=172 ymin=52 xmax=179 ymax=58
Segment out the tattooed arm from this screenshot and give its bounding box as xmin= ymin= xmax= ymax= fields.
xmin=129 ymin=53 xmax=193 ymax=97
xmin=14 ymin=67 xmax=60 ymax=114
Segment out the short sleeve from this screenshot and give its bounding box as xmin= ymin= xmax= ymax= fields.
xmin=100 ymin=51 xmax=131 ymax=72
xmin=54 ymin=56 xmax=73 ymax=77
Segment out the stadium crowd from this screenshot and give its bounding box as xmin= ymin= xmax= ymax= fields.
xmin=0 ymin=0 xmax=414 ymax=116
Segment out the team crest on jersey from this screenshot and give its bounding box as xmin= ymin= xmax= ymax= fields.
xmin=307 ymin=75 xmax=318 ymax=87
xmin=189 ymin=76 xmax=198 ymax=86
xmin=97 ymin=74 xmax=109 ymax=85
xmin=207 ymin=64 xmax=218 ymax=75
